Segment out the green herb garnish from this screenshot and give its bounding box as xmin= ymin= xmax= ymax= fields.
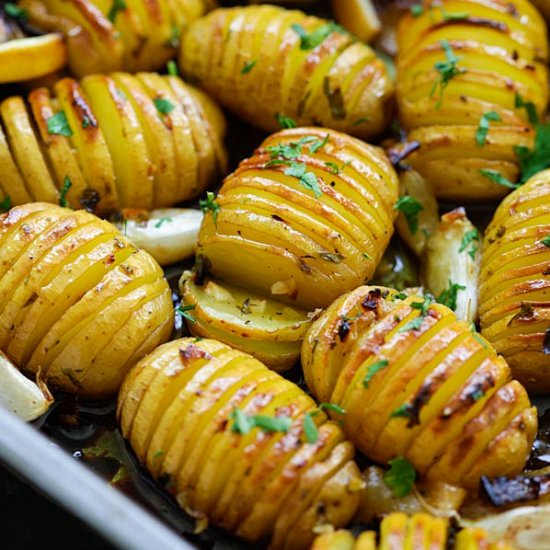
xmin=47 ymin=112 xmax=73 ymax=137
xmin=153 ymin=97 xmax=175 ymax=115
xmin=284 ymin=162 xmax=322 ymax=198
xmin=291 ymin=21 xmax=345 ymax=51
xmin=398 ymin=316 xmax=424 ymax=333
xmin=430 ymin=40 xmax=465 ymax=108
xmin=154 ymin=217 xmax=172 ymax=228
xmin=479 ymin=169 xmax=519 ymax=189
xmin=303 ymin=412 xmax=318 ymax=443
xmin=199 ymin=191 xmax=220 ymax=226
xmin=437 ymin=281 xmax=466 ymax=311
xmin=394 ymin=195 xmax=424 ymax=235
xmin=363 ymin=359 xmax=389 ymax=388
xmin=515 ymin=92 xmax=538 ymax=125
xmin=166 ymin=60 xmax=179 ymax=76
xmin=241 ymin=60 xmax=257 ymax=74
xmin=0 ymin=195 xmax=11 ymax=213
xmin=230 ymin=409 xmax=292 ymax=435
xmin=459 ymin=228 xmax=480 ymax=260
xmin=541 ymin=236 xmax=550 ymax=247
xmin=383 ymin=456 xmax=416 ymax=498
xmin=4 ymin=3 xmax=27 ymax=21
xmin=108 ymin=0 xmax=126 ymax=22
xmin=176 ymin=304 xmax=196 ymax=323
xmin=476 ymin=111 xmax=501 ymax=146
xmin=275 ymin=113 xmax=297 ymax=129
xmin=410 ymin=5 xmax=423 ymax=17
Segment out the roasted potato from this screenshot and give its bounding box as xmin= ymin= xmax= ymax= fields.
xmin=479 ymin=168 xmax=550 ymax=393
xmin=19 ymin=0 xmax=213 ymax=77
xmin=331 ymin=0 xmax=381 ymax=44
xmin=117 ymin=337 xmax=363 ymax=550
xmin=0 ymin=72 xmax=226 ymax=214
xmin=302 ymin=285 xmax=537 ymax=490
xmin=195 ymin=127 xmax=399 ymax=311
xmin=179 ymin=4 xmax=394 ymax=140
xmin=179 ymin=273 xmax=313 ymax=371
xmin=311 ymin=513 xmax=516 ymax=550
xmin=0 ymin=203 xmax=174 ymax=399
xmin=394 ymin=0 xmax=548 ymax=201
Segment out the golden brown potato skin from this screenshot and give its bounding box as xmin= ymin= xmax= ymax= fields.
xmin=179 ymin=4 xmax=394 ymax=140
xmin=21 ymin=0 xmax=212 ymax=76
xmin=0 ymin=203 xmax=174 ymax=399
xmin=302 ymin=285 xmax=537 ymax=490
xmin=395 ymin=0 xmax=548 ymax=201
xmin=117 ymin=337 xmax=362 ymax=550
xmin=479 ymin=169 xmax=550 ymax=393
xmin=196 ymin=127 xmax=399 ymax=311
xmin=0 ymin=72 xmax=226 ymax=214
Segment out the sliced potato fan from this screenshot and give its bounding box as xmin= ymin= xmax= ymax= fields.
xmin=179 ymin=4 xmax=394 ymax=139
xmin=479 ymin=168 xmax=550 ymax=394
xmin=395 ymin=0 xmax=549 ymax=201
xmin=20 ymin=0 xmax=213 ymax=76
xmin=0 ymin=202 xmax=174 ymax=399
xmin=302 ymin=285 xmax=537 ymax=490
xmin=0 ymin=72 xmax=226 ymax=214
xmin=117 ymin=337 xmax=363 ymax=550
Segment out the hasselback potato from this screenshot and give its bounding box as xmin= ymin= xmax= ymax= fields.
xmin=117 ymin=337 xmax=363 ymax=550
xmin=20 ymin=0 xmax=214 ymax=76
xmin=179 ymin=4 xmax=394 ymax=139
xmin=394 ymin=0 xmax=548 ymax=201
xmin=310 ymin=513 xmax=516 ymax=550
xmin=195 ymin=127 xmax=399 ymax=311
xmin=479 ymin=169 xmax=550 ymax=394
xmin=0 ymin=202 xmax=174 ymax=399
xmin=0 ymin=72 xmax=226 ymax=214
xmin=302 ymin=285 xmax=537 ymax=490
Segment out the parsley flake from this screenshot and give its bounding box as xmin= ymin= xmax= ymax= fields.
xmin=410 ymin=5 xmax=423 ymax=17
xmin=398 ymin=316 xmax=424 ymax=333
xmin=230 ymin=409 xmax=292 ymax=435
xmin=108 ymin=0 xmax=126 ymax=22
xmin=291 ymin=21 xmax=345 ymax=51
xmin=275 ymin=113 xmax=297 ymax=129
xmin=309 ymin=133 xmax=329 ymax=154
xmin=318 ymin=402 xmax=346 ymax=415
xmin=514 ymin=122 xmax=550 ymax=183
xmin=153 ymin=97 xmax=175 ymax=115
xmin=199 ymin=191 xmax=220 ymax=226
xmin=363 ymin=359 xmax=389 ymax=388
xmin=284 ymin=162 xmax=322 ymax=198
xmin=394 ymin=195 xmax=424 ymax=235
xmin=515 ymin=93 xmax=538 ymax=125
xmin=4 ymin=3 xmax=27 ymax=20
xmin=541 ymin=236 xmax=550 ymax=247
xmin=476 ymin=111 xmax=501 ymax=146
xmin=166 ymin=60 xmax=178 ymax=76
xmin=459 ymin=228 xmax=480 ymax=260
xmin=47 ymin=112 xmax=73 ymax=137
xmin=154 ymin=216 xmax=172 ymax=228
xmin=176 ymin=304 xmax=196 ymax=323
xmin=241 ymin=60 xmax=257 ymax=74
xmin=479 ymin=169 xmax=519 ymax=189
xmin=324 ymin=161 xmax=340 ymax=174
xmin=303 ymin=412 xmax=318 ymax=443
xmin=0 ymin=195 xmax=11 ymax=213
xmin=430 ymin=40 xmax=465 ymax=108
xmin=383 ymin=456 xmax=416 ymax=498
xmin=437 ymin=280 xmax=466 ymax=311
xmin=59 ymin=176 xmax=72 ymax=207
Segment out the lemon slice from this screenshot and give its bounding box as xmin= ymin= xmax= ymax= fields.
xmin=0 ymin=351 xmax=53 ymax=421
xmin=0 ymin=33 xmax=67 ymax=84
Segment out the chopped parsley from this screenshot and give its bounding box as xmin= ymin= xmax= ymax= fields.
xmin=108 ymin=0 xmax=126 ymax=22
xmin=309 ymin=134 xmax=329 ymax=154
xmin=241 ymin=60 xmax=257 ymax=74
xmin=318 ymin=402 xmax=345 ymax=415
xmin=394 ymin=195 xmax=424 ymax=235
xmin=303 ymin=412 xmax=318 ymax=443
xmin=476 ymin=111 xmax=501 ymax=146
xmin=437 ymin=281 xmax=466 ymax=311
xmin=47 ymin=112 xmax=73 ymax=137
xmin=153 ymin=97 xmax=175 ymax=115
xmin=154 ymin=216 xmax=172 ymax=228
xmin=0 ymin=195 xmax=11 ymax=213
xmin=275 ymin=113 xmax=297 ymax=129
xmin=471 ymin=388 xmax=485 ymax=401
xmin=166 ymin=60 xmax=178 ymax=76
xmin=324 ymin=161 xmax=341 ymax=174
xmin=199 ymin=191 xmax=220 ymax=226
xmin=541 ymin=236 xmax=550 ymax=247
xmin=284 ymin=162 xmax=322 ymax=198
xmin=176 ymin=304 xmax=196 ymax=323
xmin=430 ymin=40 xmax=465 ymax=108
xmin=291 ymin=21 xmax=345 ymax=51
xmin=4 ymin=3 xmax=27 ymax=20
xmin=515 ymin=93 xmax=538 ymax=126
xmin=363 ymin=359 xmax=389 ymax=388
xmin=410 ymin=295 xmax=433 ymax=316
xmin=230 ymin=408 xmax=292 ymax=435
xmin=459 ymin=228 xmax=480 ymax=260
xmin=398 ymin=316 xmax=424 ymax=333
xmin=383 ymin=456 xmax=416 ymax=498
xmin=410 ymin=4 xmax=423 ymax=17
xmin=514 ymin=121 xmax=550 ymax=183
xmin=59 ymin=176 xmax=72 ymax=207
xmin=169 ymin=23 xmax=180 ymax=48
xmin=478 ymin=169 xmax=519 ymax=189
xmin=351 ymin=117 xmax=370 ymax=126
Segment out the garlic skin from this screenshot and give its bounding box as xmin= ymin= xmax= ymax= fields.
xmin=0 ymin=351 xmax=53 ymax=422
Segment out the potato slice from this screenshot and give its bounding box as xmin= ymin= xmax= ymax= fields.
xmin=0 ymin=96 xmax=58 ymax=203
xmin=54 ymin=77 xmax=119 ymax=213
xmin=80 ymin=74 xmax=154 ymax=209
xmin=0 ymin=32 xmax=67 ymax=84
xmin=331 ymin=0 xmax=381 ymax=44
xmin=422 ymin=207 xmax=481 ymax=323
xmin=0 ymin=121 xmax=31 ymax=204
xmin=0 ymin=351 xmax=53 ymax=422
